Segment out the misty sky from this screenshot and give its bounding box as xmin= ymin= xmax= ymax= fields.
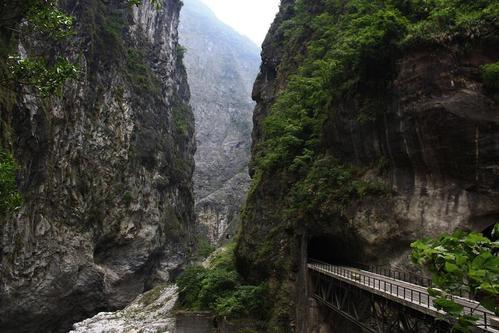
xmin=200 ymin=0 xmax=280 ymax=46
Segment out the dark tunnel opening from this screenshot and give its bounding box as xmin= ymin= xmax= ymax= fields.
xmin=308 ymin=235 xmax=363 ymax=266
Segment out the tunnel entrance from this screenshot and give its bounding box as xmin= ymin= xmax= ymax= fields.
xmin=308 ymin=235 xmax=363 ymax=266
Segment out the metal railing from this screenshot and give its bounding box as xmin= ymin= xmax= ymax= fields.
xmin=367 ymin=264 xmax=432 ymax=288
xmin=308 ymin=260 xmax=495 ymax=330
xmin=366 ymin=264 xmax=467 ymax=298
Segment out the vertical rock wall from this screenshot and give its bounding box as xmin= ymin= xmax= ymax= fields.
xmin=0 ymin=1 xmax=195 ymax=332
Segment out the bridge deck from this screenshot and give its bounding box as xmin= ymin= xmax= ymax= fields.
xmin=308 ymin=262 xmax=499 ymax=333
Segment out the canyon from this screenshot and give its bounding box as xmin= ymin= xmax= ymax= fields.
xmin=0 ymin=0 xmax=497 ymax=332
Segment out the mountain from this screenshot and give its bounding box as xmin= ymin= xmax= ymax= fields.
xmin=235 ymin=0 xmax=499 ymax=331
xmin=179 ymin=0 xmax=260 ymax=244
xmin=0 ymin=1 xmax=195 ymax=332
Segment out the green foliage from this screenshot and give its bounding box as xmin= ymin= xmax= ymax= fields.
xmin=197 ymin=238 xmax=216 ymax=258
xmin=197 ymin=268 xmax=239 ymax=309
xmin=26 ymin=4 xmax=74 ymax=39
xmin=0 ymin=150 xmax=22 ymax=215
xmin=4 ymin=0 xmax=162 ymax=96
xmin=288 ymin=156 xmax=388 ymax=222
xmin=251 ymin=0 xmax=403 ymax=233
xmin=214 ymin=284 xmax=267 ymax=318
xmin=176 ymin=245 xmax=268 ymax=319
xmin=176 ymin=44 xmax=187 ymax=60
xmin=411 ymin=227 xmax=499 ymax=332
xmin=256 ymin=0 xmax=407 ymax=175
xmin=171 ymin=96 xmax=191 ymax=136
xmin=242 ymin=0 xmax=498 ymax=330
xmin=1 ymin=0 xmax=77 ymax=96
xmin=400 ymin=0 xmax=499 ymax=45
xmin=254 ymin=0 xmax=499 ymax=188
xmin=177 ymin=265 xmax=207 ymax=307
xmin=481 ymin=62 xmax=499 ymax=92
xmin=126 ymin=48 xmax=161 ymax=95
xmin=9 ymin=56 xmax=78 ymax=96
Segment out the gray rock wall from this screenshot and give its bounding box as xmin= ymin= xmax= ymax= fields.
xmin=0 ymin=1 xmax=195 ymax=332
xmin=179 ymin=0 xmax=260 ymax=244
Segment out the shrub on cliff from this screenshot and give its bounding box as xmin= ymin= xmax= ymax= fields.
xmin=482 ymin=62 xmax=499 ymax=92
xmin=0 ymin=150 xmax=22 ymax=215
xmin=176 ymin=244 xmax=268 ymax=319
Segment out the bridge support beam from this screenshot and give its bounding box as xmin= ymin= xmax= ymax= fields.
xmin=310 ymin=271 xmax=451 ymax=333
xmin=295 ymin=230 xmax=310 ymax=333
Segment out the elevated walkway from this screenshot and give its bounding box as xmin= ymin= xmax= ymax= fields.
xmin=308 ymin=261 xmax=498 ymax=332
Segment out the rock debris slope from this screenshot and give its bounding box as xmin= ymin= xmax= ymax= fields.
xmin=70 ymin=285 xmax=178 ymax=333
xmin=0 ymin=1 xmax=195 ymax=332
xmin=179 ymin=0 xmax=260 ymax=244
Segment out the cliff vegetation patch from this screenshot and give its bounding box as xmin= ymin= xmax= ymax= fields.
xmin=0 ymin=150 xmax=22 ymax=216
xmin=482 ymin=61 xmax=499 ymax=92
xmin=251 ymin=0 xmax=499 ymax=228
xmin=177 ymin=243 xmax=269 ymax=320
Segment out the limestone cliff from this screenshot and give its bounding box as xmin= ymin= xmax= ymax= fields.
xmin=0 ymin=1 xmax=195 ymax=332
xmin=236 ymin=0 xmax=499 ymax=331
xmin=179 ymin=0 xmax=260 ymax=244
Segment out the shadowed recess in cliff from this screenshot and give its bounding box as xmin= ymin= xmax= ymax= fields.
xmin=308 ymin=235 xmax=363 ymax=266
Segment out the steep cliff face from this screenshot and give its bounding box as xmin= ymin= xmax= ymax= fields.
xmin=179 ymin=0 xmax=260 ymax=244
xmin=236 ymin=0 xmax=499 ymax=331
xmin=0 ymin=1 xmax=195 ymax=332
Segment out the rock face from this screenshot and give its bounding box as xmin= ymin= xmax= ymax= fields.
xmin=0 ymin=1 xmax=195 ymax=332
xmin=179 ymin=0 xmax=260 ymax=244
xmin=235 ymin=0 xmax=499 ymax=331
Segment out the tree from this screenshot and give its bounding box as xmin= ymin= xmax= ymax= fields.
xmin=411 ymin=225 xmax=499 ymax=332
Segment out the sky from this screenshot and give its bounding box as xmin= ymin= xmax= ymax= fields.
xmin=200 ymin=0 xmax=280 ymax=46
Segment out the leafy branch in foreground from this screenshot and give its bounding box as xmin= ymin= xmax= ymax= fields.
xmin=3 ymin=0 xmax=77 ymax=95
xmin=411 ymin=226 xmax=499 ymax=332
xmin=8 ymin=56 xmax=79 ymax=96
